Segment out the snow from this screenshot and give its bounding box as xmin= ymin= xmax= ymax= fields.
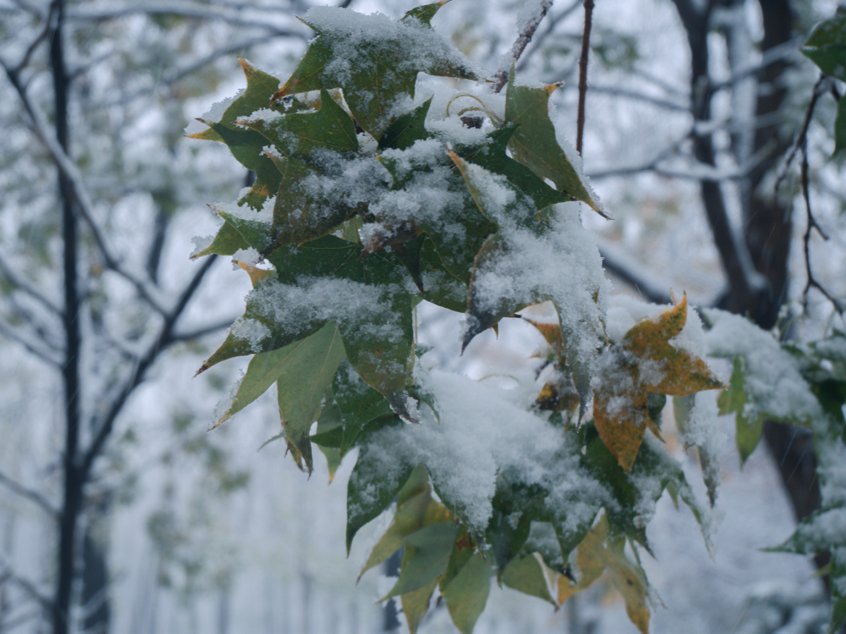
xmin=233 ymin=276 xmax=402 ymax=352
xmin=471 ymin=201 xmax=608 ymax=374
xmin=703 ymin=309 xmax=822 ymax=423
xmin=301 ymin=7 xmax=476 ymax=87
xmin=361 ymin=367 xmax=610 ymax=534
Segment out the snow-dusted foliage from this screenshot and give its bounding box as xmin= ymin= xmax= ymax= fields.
xmin=186 ymin=3 xmax=846 ymax=633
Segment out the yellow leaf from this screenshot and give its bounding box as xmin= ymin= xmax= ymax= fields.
xmin=593 ymin=295 xmax=722 ymax=470
xmin=623 ymin=294 xmax=723 ymax=396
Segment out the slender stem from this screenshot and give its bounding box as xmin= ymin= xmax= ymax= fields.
xmin=576 ymin=0 xmax=594 ymax=155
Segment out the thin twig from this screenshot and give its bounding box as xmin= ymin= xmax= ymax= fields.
xmin=1 ymin=63 xmax=168 ymax=315
xmin=800 ymin=135 xmax=842 ymax=314
xmin=170 ymin=316 xmax=238 ymax=343
xmin=493 ymin=0 xmax=554 ymax=93
xmin=576 ymin=0 xmax=594 ymax=155
xmin=11 ymin=1 xmax=57 ymax=74
xmin=80 ymin=256 xmax=219 ymax=482
xmin=0 ymin=320 xmax=61 ymax=366
xmin=0 ymin=253 xmax=62 ymax=317
xmin=0 ymin=471 xmax=58 ymax=517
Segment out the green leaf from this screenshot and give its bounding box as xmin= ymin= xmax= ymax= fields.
xmin=191 ymin=220 xmax=248 ymax=259
xmin=274 ymin=323 xmax=345 ymax=471
xmin=212 ymin=206 xmax=273 ymax=252
xmin=443 ymin=552 xmax=491 ymax=634
xmin=274 ymin=7 xmax=475 ymax=138
xmin=385 ymin=523 xmax=458 ymax=598
xmin=501 ymin=553 xmax=556 ymax=606
xmin=802 ymin=9 xmax=846 ymax=82
xmin=504 ymin=71 xmax=604 ymax=215
xmin=187 ymin=60 xmax=285 ymax=209
xmin=379 ymin=98 xmax=432 ymax=151
xmin=401 ymin=1 xmax=449 ymax=26
xmin=831 ymin=594 xmax=846 ymax=634
xmin=462 ymin=126 xmax=569 ymax=214
xmin=718 ymin=358 xmax=764 ymax=465
xmin=401 ymin=577 xmax=438 ymax=634
xmin=836 ymin=95 xmax=846 ymax=156
xmin=208 ymin=122 xmax=282 ymax=209
xmin=346 ymin=458 xmax=417 ymax=554
xmin=358 ymin=466 xmax=452 ymax=574
xmin=241 ymin=88 xmax=358 ymax=157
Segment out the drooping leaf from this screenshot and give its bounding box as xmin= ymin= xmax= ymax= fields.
xmin=504 ymin=71 xmax=605 ymax=215
xmin=442 ymin=552 xmax=492 ymax=634
xmin=212 ymin=323 xmax=343 ymax=444
xmin=384 ymin=523 xmax=458 ymax=597
xmin=346 ymin=459 xmax=417 ymax=554
xmin=401 ymin=577 xmax=439 ymax=634
xmin=501 ymin=553 xmax=557 ymax=606
xmin=557 ymin=516 xmax=650 ymax=634
xmin=358 ymin=466 xmax=451 ymax=572
xmin=717 ymin=357 xmax=764 ymax=465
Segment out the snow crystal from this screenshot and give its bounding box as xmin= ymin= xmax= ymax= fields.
xmin=363 ymin=368 xmax=610 ymax=533
xmin=211 ymin=195 xmax=275 ymax=224
xmin=703 ymin=309 xmax=822 ymax=424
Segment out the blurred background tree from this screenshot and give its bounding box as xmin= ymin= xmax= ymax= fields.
xmin=0 ymin=0 xmax=842 ymax=632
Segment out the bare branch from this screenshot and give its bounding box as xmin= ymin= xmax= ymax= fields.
xmin=96 ymin=34 xmax=298 ymax=109
xmin=493 ymin=0 xmax=554 ymax=92
xmin=0 ymin=470 xmax=58 ymax=517
xmin=170 ymin=316 xmax=238 ymax=343
xmin=516 ymin=0 xmax=582 ymax=72
xmin=577 ymin=84 xmax=689 ymax=113
xmin=0 ymin=319 xmax=61 ymax=366
xmin=80 ymin=256 xmax=219 ymax=482
xmin=0 ymin=253 xmax=62 ymax=317
xmin=599 ymin=244 xmax=672 ymax=305
xmin=11 ymin=1 xmax=57 ymax=74
xmin=1 ymin=64 xmax=168 ymax=315
xmin=576 ymin=0 xmax=594 ymax=155
xmin=66 ymin=3 xmax=301 ymax=36
xmin=0 ymin=557 xmax=54 ymax=617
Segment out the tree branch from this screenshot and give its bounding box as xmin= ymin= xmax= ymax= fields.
xmin=66 ymin=2 xmax=301 ymax=36
xmin=599 ymin=244 xmax=672 ymax=305
xmin=576 ymin=0 xmax=594 ymax=155
xmin=1 ymin=64 xmax=168 ymax=316
xmin=79 ymin=255 xmax=219 ymax=483
xmin=0 ymin=471 xmax=58 ymax=518
xmin=0 ymin=319 xmax=61 ymax=366
xmin=0 ymin=253 xmax=62 ymax=318
xmin=493 ymin=0 xmax=554 ymax=92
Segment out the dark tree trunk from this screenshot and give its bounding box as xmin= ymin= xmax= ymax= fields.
xmin=672 ymin=0 xmax=828 ymax=594
xmin=50 ymin=0 xmax=85 ymax=631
